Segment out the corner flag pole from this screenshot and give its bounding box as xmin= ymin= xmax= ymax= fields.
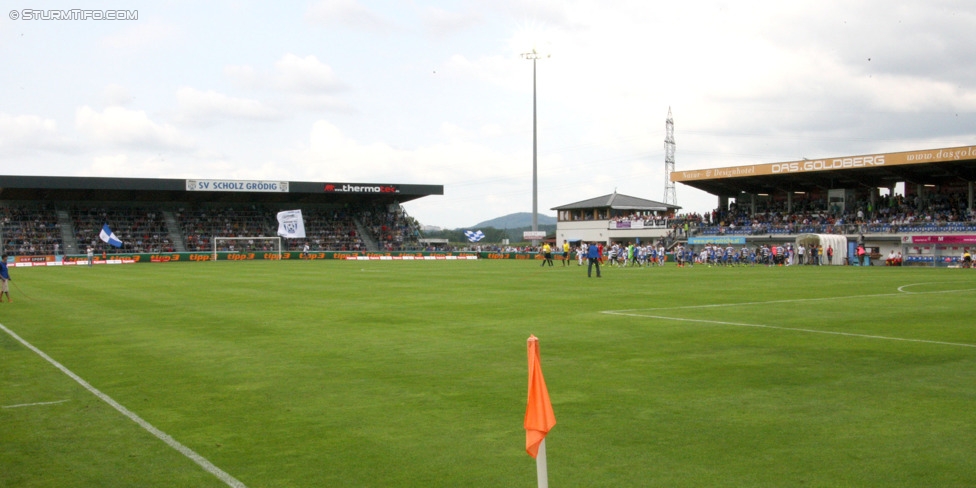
xmin=536 ymin=438 xmax=549 ymax=488
xmin=525 ymin=335 xmax=556 ymax=488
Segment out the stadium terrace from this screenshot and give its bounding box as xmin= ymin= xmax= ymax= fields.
xmin=665 ymin=145 xmax=976 ymax=267
xmin=0 ymin=176 xmax=442 ymax=259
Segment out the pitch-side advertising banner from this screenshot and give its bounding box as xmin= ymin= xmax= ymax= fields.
xmin=907 ymin=235 xmax=976 ymax=244
xmin=673 ymin=145 xmax=976 ymax=182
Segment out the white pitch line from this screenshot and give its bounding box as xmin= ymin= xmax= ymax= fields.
xmin=606 ymin=284 xmax=976 ymax=314
xmin=896 ymin=281 xmax=976 ymax=294
xmin=602 ymin=282 xmax=976 ymax=348
xmin=3 ymin=399 xmax=70 ymax=409
xmin=601 ymin=311 xmax=976 ymax=348
xmin=0 ymin=322 xmax=247 ymax=488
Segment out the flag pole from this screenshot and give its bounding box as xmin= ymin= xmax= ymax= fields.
xmin=536 ymin=438 xmax=549 ymax=488
xmin=525 ymin=335 xmax=556 ymax=488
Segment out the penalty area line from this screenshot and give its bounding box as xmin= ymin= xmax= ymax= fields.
xmin=601 ymin=311 xmax=976 ymax=349
xmin=0 ymin=322 xmax=247 ymax=488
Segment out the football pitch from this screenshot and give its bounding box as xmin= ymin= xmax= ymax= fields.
xmin=2 ymin=260 xmax=975 ymax=487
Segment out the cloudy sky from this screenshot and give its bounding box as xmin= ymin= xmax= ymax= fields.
xmin=2 ymin=1 xmax=975 ymax=229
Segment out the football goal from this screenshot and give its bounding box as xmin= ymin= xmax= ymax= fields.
xmin=213 ymin=236 xmax=282 ymax=260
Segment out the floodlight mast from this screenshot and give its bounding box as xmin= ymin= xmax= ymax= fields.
xmin=522 ymin=49 xmax=548 ymax=241
xmin=664 ymin=107 xmax=677 ymax=206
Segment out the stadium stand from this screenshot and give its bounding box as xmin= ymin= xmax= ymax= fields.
xmin=1 ymin=201 xmax=425 ymax=256
xmin=681 ymin=190 xmax=976 ymax=238
xmin=294 ymin=206 xmax=365 ymax=252
xmin=0 ymin=176 xmax=443 ymax=257
xmin=1 ymin=204 xmax=63 ymax=255
xmin=72 ymin=206 xmax=175 ymax=254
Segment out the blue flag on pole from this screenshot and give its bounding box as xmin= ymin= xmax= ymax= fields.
xmin=99 ymin=224 xmax=123 ymax=248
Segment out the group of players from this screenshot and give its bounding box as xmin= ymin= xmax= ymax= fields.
xmin=601 ymin=242 xmax=669 ymax=267
xmin=674 ymin=243 xmax=833 ymax=267
xmin=563 ymin=241 xmax=669 ymax=268
xmin=559 ymin=241 xmax=834 ymax=268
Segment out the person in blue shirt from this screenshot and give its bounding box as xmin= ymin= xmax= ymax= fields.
xmin=585 ymin=242 xmax=601 ymax=278
xmin=0 ymin=254 xmax=11 ymax=303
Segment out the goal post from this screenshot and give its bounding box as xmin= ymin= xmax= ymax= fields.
xmin=213 ymin=236 xmax=282 ymax=261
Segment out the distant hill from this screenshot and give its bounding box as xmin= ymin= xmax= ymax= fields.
xmin=473 ymin=212 xmax=557 ymax=229
xmin=422 ymin=212 xmax=557 ymax=243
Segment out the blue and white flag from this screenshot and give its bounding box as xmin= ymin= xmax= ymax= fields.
xmin=277 ymin=209 xmax=306 ymax=239
xmin=464 ymin=230 xmax=485 ymax=242
xmin=99 ymin=224 xmax=123 ymax=248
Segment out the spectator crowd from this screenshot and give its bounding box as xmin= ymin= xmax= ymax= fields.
xmin=1 ymin=202 xmax=424 ymax=256
xmin=672 ymin=190 xmax=976 ymax=237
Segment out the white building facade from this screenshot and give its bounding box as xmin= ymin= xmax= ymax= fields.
xmin=552 ymin=192 xmax=681 ymax=246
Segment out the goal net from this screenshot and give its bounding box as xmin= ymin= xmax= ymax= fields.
xmin=213 ymin=236 xmax=282 ymax=261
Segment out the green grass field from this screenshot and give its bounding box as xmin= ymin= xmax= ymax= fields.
xmin=2 ymin=260 xmax=976 ymax=487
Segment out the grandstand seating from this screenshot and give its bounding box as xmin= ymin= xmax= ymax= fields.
xmin=678 ymin=188 xmax=975 ymax=239
xmin=290 ymin=206 xmax=364 ymax=252
xmin=175 ymin=205 xmax=273 ymax=252
xmin=0 ymin=202 xmax=424 ymax=256
xmin=72 ymin=206 xmax=174 ymax=254
xmin=359 ymin=204 xmax=422 ymax=252
xmin=0 ymin=190 xmax=970 ymax=257
xmin=1 ymin=204 xmax=63 ymax=255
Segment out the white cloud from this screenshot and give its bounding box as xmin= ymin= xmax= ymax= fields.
xmin=226 ymin=54 xmax=347 ymax=98
xmin=87 ymin=153 xmax=178 ymax=178
xmin=442 ymin=53 xmax=524 ymax=92
xmin=224 ymin=54 xmax=350 ymax=112
xmin=102 ymin=84 xmax=135 ymax=107
xmin=292 ymin=94 xmax=353 ymax=113
xmin=224 ymin=65 xmax=262 ymax=89
xmin=421 ymin=7 xmax=482 ymax=37
xmin=0 ymin=113 xmax=57 ymax=142
xmin=273 ymin=53 xmax=345 ymax=93
xmin=75 ymin=106 xmax=193 ymax=150
xmin=176 ymin=87 xmax=280 ymax=123
xmin=0 ymin=113 xmax=75 ymax=154
xmin=294 ymin=119 xmax=513 ymax=186
xmin=99 ymin=22 xmax=181 ymax=52
xmin=305 ymin=0 xmax=391 ymax=31
xmin=89 ymin=153 xmax=129 ymax=174
xmin=295 ymin=120 xmax=390 ymax=180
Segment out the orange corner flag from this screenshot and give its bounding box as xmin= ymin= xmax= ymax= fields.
xmin=525 ymin=335 xmax=556 ymax=458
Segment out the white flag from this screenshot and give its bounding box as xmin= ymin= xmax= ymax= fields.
xmin=99 ymin=224 xmax=123 ymax=248
xmin=277 ymin=209 xmax=306 ymax=238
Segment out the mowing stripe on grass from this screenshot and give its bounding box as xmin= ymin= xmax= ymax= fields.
xmin=0 ymin=322 xmax=247 ymax=488
xmin=600 ymin=312 xmax=976 ymax=349
xmin=2 ymin=399 xmax=70 ymax=409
